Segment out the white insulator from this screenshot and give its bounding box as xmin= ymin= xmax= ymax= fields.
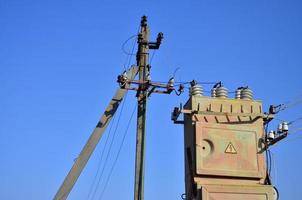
xmin=235 ymin=88 xmax=242 ymax=99
xmin=122 ymin=71 xmax=128 ymax=79
xmin=267 ymin=130 xmax=275 ymax=140
xmin=241 ymin=88 xmax=253 ymax=100
xmin=189 ymin=84 xmax=203 ymax=97
xmin=216 ymin=86 xmax=228 ymax=98
xmin=282 ymin=122 xmax=288 ymax=132
xmin=146 ymin=74 xmax=151 ymax=81
xmin=167 ymin=78 xmax=174 ymax=87
xmin=211 ymin=88 xmax=216 ymax=97
xmin=278 ymin=123 xmax=283 ymax=133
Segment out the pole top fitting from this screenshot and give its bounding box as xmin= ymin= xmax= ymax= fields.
xmin=141 ymin=15 xmax=147 ymax=27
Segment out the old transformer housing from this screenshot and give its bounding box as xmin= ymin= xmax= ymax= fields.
xmin=180 ymin=95 xmax=276 ymax=200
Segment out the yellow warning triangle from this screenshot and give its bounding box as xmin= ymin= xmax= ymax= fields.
xmin=225 ymin=142 xmax=237 ymax=154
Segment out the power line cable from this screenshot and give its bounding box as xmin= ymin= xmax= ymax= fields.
xmin=86 ymin=113 xmax=117 ymax=200
xmin=121 ymin=35 xmax=136 ymax=71
xmin=264 ymin=122 xmax=272 ymax=184
xmin=98 ymin=103 xmax=137 ymax=200
xmin=268 ymin=149 xmax=273 ymax=181
xmin=89 ymin=93 xmax=129 ymax=200
xmin=126 ymin=37 xmax=137 ymax=70
xmin=149 ymin=50 xmax=156 ymax=65
xmin=277 ymin=94 xmax=302 ymax=112
xmin=151 ymin=80 xmax=218 ymax=85
xmin=122 ymin=25 xmax=141 ymax=71
xmin=121 ymin=35 xmax=137 ymax=56
xmin=289 ymin=117 xmax=302 ymax=125
xmin=281 ymin=128 xmax=302 ymax=143
xmin=172 ymin=67 xmax=180 ymax=78
xmin=290 ymin=127 xmax=302 ymax=134
xmin=87 ymin=109 xmax=116 ymax=199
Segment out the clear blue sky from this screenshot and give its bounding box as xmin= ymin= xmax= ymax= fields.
xmin=1 ymin=0 xmax=302 ymax=199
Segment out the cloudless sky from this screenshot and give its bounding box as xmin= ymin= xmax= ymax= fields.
xmin=1 ymin=0 xmax=302 ymax=199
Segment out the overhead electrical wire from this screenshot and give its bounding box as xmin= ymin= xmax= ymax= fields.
xmin=150 ymin=80 xmax=218 ymax=86
xmin=281 ymin=95 xmax=302 ymax=110
xmin=267 ymin=149 xmax=273 ymax=182
xmin=89 ymin=29 xmax=139 ymax=199
xmin=172 ymin=67 xmax=180 ymax=78
xmin=122 ymin=25 xmax=141 ymax=71
xmin=271 ymin=150 xmax=278 ymax=186
xmin=284 ymin=128 xmax=302 ymax=142
xmin=89 ymin=93 xmax=129 ymax=200
xmin=291 ymin=127 xmax=302 ymax=134
xmin=273 ymin=94 xmax=302 ymax=114
xmin=149 ymin=49 xmax=156 ymax=65
xmin=125 ymin=34 xmax=138 ymax=71
xmin=86 ymin=112 xmax=117 ymax=200
xmin=289 ymin=117 xmax=302 ymax=125
xmin=272 ymin=116 xmax=302 ymax=126
xmin=264 ymin=121 xmax=272 ymax=185
xmin=98 ymin=103 xmax=137 ymax=200
xmin=121 ymin=35 xmax=137 ymax=56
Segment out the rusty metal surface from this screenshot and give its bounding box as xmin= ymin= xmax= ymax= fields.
xmin=181 ymin=95 xmax=273 ymax=199
xmin=184 ymin=96 xmax=266 ymax=179
xmin=195 ymin=122 xmax=264 ymax=178
xmin=198 ymin=184 xmax=274 ymax=200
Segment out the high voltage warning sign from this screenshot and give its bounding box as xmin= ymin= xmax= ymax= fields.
xmin=225 ymin=142 xmax=237 ymax=154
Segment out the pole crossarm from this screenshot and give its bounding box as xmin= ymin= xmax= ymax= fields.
xmin=53 ymin=65 xmax=138 ymax=200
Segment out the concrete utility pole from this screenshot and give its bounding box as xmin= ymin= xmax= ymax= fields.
xmin=130 ymin=16 xmax=168 ymax=200
xmin=54 ymin=16 xmax=171 ymax=200
xmin=53 ymin=66 xmax=138 ymax=200
xmin=117 ymin=15 xmax=185 ymax=200
xmin=134 ymin=16 xmax=149 ymax=200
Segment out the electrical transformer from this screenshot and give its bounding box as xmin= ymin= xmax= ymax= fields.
xmin=172 ymin=84 xmax=278 ymax=200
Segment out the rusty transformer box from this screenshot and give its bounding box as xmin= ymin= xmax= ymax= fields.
xmin=180 ymin=95 xmax=276 ymax=200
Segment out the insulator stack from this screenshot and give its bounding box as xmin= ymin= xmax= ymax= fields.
xmin=278 ymin=123 xmax=283 ymax=133
xmin=167 ymin=77 xmax=174 ymax=87
xmin=211 ymin=88 xmax=217 ymax=97
xmin=241 ymin=88 xmax=253 ymax=100
xmin=267 ymin=130 xmax=275 ymax=140
xmin=190 ymin=84 xmax=203 ymax=96
xmin=282 ymin=122 xmax=288 ymax=132
xmin=215 ymin=86 xmax=228 ymax=98
xmin=235 ymin=88 xmax=242 ymax=99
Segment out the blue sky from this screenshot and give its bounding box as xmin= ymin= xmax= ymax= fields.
xmin=1 ymin=0 xmax=302 ymax=199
